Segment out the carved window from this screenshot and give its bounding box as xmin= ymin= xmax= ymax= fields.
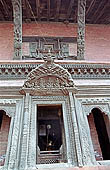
xmin=22 ymin=36 xmax=77 ymax=60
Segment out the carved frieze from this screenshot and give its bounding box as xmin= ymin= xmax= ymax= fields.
xmin=0 ymin=63 xmax=110 ymax=80
xmin=82 ymin=104 xmax=110 ymax=116
xmin=0 ymin=99 xmax=16 ymax=104
xmin=79 ymin=98 xmax=110 ymax=116
xmin=0 ymin=106 xmax=15 ymax=117
xmin=0 ymin=99 xmax=16 ymax=117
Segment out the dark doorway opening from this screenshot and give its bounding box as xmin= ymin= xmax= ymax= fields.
xmin=37 ymin=105 xmax=63 ymax=151
xmin=0 ymin=110 xmax=3 ymax=130
xmin=92 ymin=108 xmax=110 ymax=160
xmin=0 ymin=110 xmax=11 ymax=166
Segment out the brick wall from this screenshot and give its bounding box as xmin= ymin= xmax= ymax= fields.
xmin=0 ymin=113 xmax=11 ymax=166
xmin=0 ymin=22 xmax=110 ymax=61
xmin=88 ymin=113 xmax=103 ymax=161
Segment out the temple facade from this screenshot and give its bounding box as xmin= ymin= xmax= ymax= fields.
xmin=0 ymin=0 xmax=110 ymax=170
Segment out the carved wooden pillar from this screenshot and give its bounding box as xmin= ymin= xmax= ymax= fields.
xmin=27 ymin=101 xmax=36 ymax=167
xmin=12 ymin=0 xmax=22 ymax=60
xmin=19 ymin=93 xmax=31 ymax=169
xmin=75 ymin=99 xmax=97 ymax=166
xmin=61 ymin=100 xmax=74 ymax=165
xmin=7 ymin=99 xmax=24 ymax=170
xmin=69 ymin=92 xmax=83 ymax=166
xmin=77 ymin=0 xmax=86 ymax=60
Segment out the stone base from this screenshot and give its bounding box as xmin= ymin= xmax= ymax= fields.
xmin=36 ymin=166 xmax=110 ymax=170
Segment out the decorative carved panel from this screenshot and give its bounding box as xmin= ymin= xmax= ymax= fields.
xmin=82 ymin=104 xmax=110 ymax=116
xmin=1 ymin=63 xmax=110 ymax=80
xmin=22 ymin=37 xmax=77 ymax=60
xmin=80 ymin=98 xmax=110 ymax=116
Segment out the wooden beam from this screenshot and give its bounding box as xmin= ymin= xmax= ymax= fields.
xmin=12 ymin=0 xmax=22 ymax=59
xmin=77 ymin=0 xmax=86 ymax=60
xmin=94 ymin=1 xmax=109 ymax=24
xmin=55 ymin=0 xmax=61 ymax=21
xmin=100 ymin=10 xmax=110 ymax=24
xmin=91 ymin=1 xmax=105 ymax=23
xmin=0 ymin=0 xmax=11 ymax=19
xmin=35 ymin=0 xmax=40 ymax=19
xmin=47 ymin=0 xmax=50 ymax=21
xmin=25 ymin=0 xmax=33 ymax=20
xmin=66 ymin=0 xmax=75 ymax=20
xmin=86 ymin=0 xmax=96 ymax=18
xmin=0 ymin=10 xmax=4 ymax=20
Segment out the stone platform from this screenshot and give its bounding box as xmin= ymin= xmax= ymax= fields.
xmin=37 ymin=166 xmax=110 ymax=170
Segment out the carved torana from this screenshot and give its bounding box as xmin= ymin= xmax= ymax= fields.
xmin=22 ymin=53 xmax=76 ymax=95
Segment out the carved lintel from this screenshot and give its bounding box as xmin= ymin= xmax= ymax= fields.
xmin=77 ymin=0 xmax=86 ymax=60
xmin=12 ymin=0 xmax=22 ymax=60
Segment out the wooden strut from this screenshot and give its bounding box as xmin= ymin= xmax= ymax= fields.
xmin=12 ymin=0 xmax=22 ymax=60
xmin=77 ymin=0 xmax=86 ymax=60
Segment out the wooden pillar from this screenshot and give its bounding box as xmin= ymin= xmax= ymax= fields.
xmin=77 ymin=0 xmax=86 ymax=60
xmin=7 ymin=99 xmax=24 ymax=170
xmin=76 ymin=100 xmax=97 ymax=165
xmin=12 ymin=0 xmax=22 ymax=60
xmin=19 ymin=93 xmax=31 ymax=169
xmin=69 ymin=92 xmax=83 ymax=166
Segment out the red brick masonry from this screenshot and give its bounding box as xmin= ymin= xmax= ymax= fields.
xmin=0 ymin=23 xmax=110 ymax=61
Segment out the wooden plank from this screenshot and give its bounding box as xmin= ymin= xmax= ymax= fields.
xmin=0 ymin=9 xmax=5 ymax=20
xmin=25 ymin=0 xmax=32 ymax=20
xmin=86 ymin=0 xmax=96 ymax=18
xmin=94 ymin=1 xmax=109 ymax=24
xmin=91 ymin=1 xmax=106 ymax=23
xmin=0 ymin=0 xmax=11 ymax=19
xmin=47 ymin=0 xmax=50 ymax=21
xmin=35 ymin=0 xmax=40 ymax=19
xmin=55 ymin=0 xmax=61 ymax=21
xmin=66 ymin=0 xmax=75 ymax=20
